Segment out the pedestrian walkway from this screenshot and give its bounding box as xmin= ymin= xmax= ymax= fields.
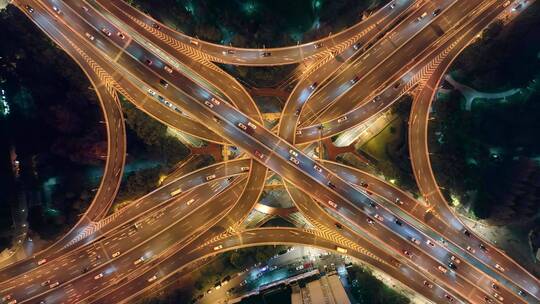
xmin=445 ymin=75 xmax=520 ymax=111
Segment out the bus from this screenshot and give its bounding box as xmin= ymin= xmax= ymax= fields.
xmin=336 ymin=246 xmax=348 ymax=254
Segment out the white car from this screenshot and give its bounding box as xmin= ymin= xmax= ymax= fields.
xmin=206 ymin=174 xmax=216 ymax=181
xmin=313 ymin=165 xmax=323 ymax=173
xmin=237 ymin=122 xmax=247 ymax=130
xmin=134 ymin=256 xmax=146 ymax=265
xmin=112 ymin=251 xmax=121 ymax=258
xmin=147 ymin=88 xmax=156 ymax=96
xmin=94 ymin=273 xmax=104 ymax=280
xmin=117 ymin=32 xmax=126 ymax=39
xmin=410 ymin=237 xmax=421 ymax=245
xmin=186 ymin=198 xmax=195 ymax=205
xmin=37 ymin=259 xmax=47 ymax=265
xmin=426 ymin=240 xmax=435 ymax=247
xmin=295 ymin=130 xmax=302 ymax=135
xmin=450 ymin=255 xmax=461 ymax=264
xmin=241 ymin=167 xmax=250 ymax=172
xmin=164 ymin=65 xmax=173 ymax=73
xmin=374 ymin=214 xmax=384 ymax=221
xmin=213 ymin=245 xmax=223 ymax=251
xmin=337 ymin=116 xmax=348 ymax=123
xmin=295 ymin=265 xmax=304 ymax=271
xmin=289 ymin=157 xmax=300 ymax=165
xmin=204 ymin=100 xmax=214 ymax=108
xmin=247 ymin=122 xmax=257 ymax=129
xmin=85 ymin=32 xmax=95 ymax=41
xmin=327 ymin=200 xmax=337 ymax=208
xmin=437 ymin=265 xmax=447 ymax=274
xmin=494 ymin=264 xmax=505 ymax=272
xmin=210 ymin=97 xmax=220 ymax=105
xmin=49 ymin=282 xmax=59 ymax=288
xmin=189 ymin=39 xmax=199 ymax=45
xmin=101 ymin=27 xmax=112 ymax=36
xmin=366 ymin=217 xmax=375 ymax=224
xmin=52 ymin=6 xmax=61 ymax=14
xmin=289 ymin=149 xmax=298 ymax=157
xmin=148 ymin=275 xmax=158 ymax=282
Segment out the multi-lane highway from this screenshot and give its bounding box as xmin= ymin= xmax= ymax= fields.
xmin=1 ymin=0 xmax=538 ymax=303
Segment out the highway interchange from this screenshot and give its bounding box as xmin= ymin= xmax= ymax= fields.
xmin=1 ymin=0 xmax=539 ymax=303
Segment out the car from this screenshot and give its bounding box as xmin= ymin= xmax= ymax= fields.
xmin=222 ymin=49 xmax=235 ymax=55
xmin=147 ymin=88 xmax=156 ymax=96
xmin=94 ymin=273 xmax=104 ymax=280
xmin=213 ymin=245 xmax=223 ymax=251
xmin=512 ymin=3 xmax=522 ymax=11
xmin=112 ymin=251 xmax=121 ymax=258
xmin=186 ymin=198 xmax=195 ymax=205
xmin=289 ymin=149 xmax=299 ymax=157
xmin=426 ymin=240 xmax=435 ymax=247
xmin=25 ymin=5 xmax=34 ymax=13
xmin=327 ymin=181 xmax=336 ymax=189
xmin=327 ymin=200 xmax=338 ymax=208
xmin=313 ymin=165 xmax=323 ymax=173
xmin=7 ymin=300 xmax=17 ymax=304
xmin=369 ymin=202 xmax=378 ymax=209
xmin=294 ymin=108 xmax=301 ymax=116
xmin=402 ymin=250 xmax=412 ymax=258
xmin=295 ymin=265 xmax=304 ymax=271
xmin=82 ymin=5 xmax=89 ymax=12
xmin=296 ymin=130 xmax=302 ymax=135
xmin=117 ymin=32 xmax=126 ymax=39
xmin=204 ymin=101 xmax=214 ymax=108
xmin=134 ymin=256 xmax=146 ymax=265
xmin=152 ymin=22 xmax=160 ymax=29
xmin=241 ymin=167 xmax=250 ymax=172
xmin=237 ymin=122 xmax=247 ymax=130
xmin=410 ymin=237 xmax=421 ymax=245
xmin=360 ymin=182 xmax=368 ymax=188
xmin=37 ymin=259 xmax=47 ymax=265
xmin=85 ymin=33 xmax=95 ymax=41
xmin=148 ymin=275 xmax=158 ymax=282
xmin=518 ymin=290 xmax=526 ymax=297
xmin=189 ymin=39 xmax=199 ymax=46
xmin=484 ymin=296 xmax=494 ymax=303
xmin=374 ymin=214 xmax=384 ymax=221
xmin=247 ymin=122 xmax=257 ymax=129
xmin=101 ymin=28 xmax=112 ymax=36
xmin=463 ymin=229 xmax=471 ymax=237
xmin=261 ymin=52 xmax=271 ymax=57
xmin=350 ymin=75 xmax=360 ymax=84
xmin=49 ymin=282 xmax=60 ymax=288
xmin=337 ymin=116 xmax=348 ymax=123
xmin=433 ymin=8 xmax=441 ymax=16
xmin=254 ymin=150 xmax=264 ymax=159
xmin=395 ymin=198 xmax=403 ymax=205
xmin=163 ymin=65 xmax=174 ymax=74
xmin=393 ymin=81 xmax=402 ymax=89
xmin=206 ymin=174 xmax=216 ymax=181
xmin=479 ymin=243 xmax=488 ymax=251
xmin=394 ymin=219 xmax=402 ymax=226
xmin=144 ymin=59 xmax=153 ymax=66
xmin=310 ymin=82 xmax=318 ymax=89
xmin=353 ymin=43 xmax=362 ymax=50
xmin=444 ymin=294 xmax=454 ymax=302
xmin=466 ymin=245 xmax=476 ymax=253
xmin=41 ymin=280 xmax=51 ymax=286
xmin=366 ymin=217 xmax=375 ymax=225
xmin=450 ymin=255 xmax=461 ymax=264
xmin=314 ymin=42 xmax=323 ymax=49
xmin=417 ymin=12 xmax=428 ymax=22
xmin=289 ymin=157 xmax=300 ymax=165
xmin=422 ymin=280 xmax=433 ymax=288
xmin=52 ymin=6 xmax=61 ymax=14
xmin=448 ymin=262 xmax=457 ymax=270
xmin=210 ymin=97 xmax=220 ymax=105
xmin=493 ymin=293 xmax=504 ymax=301
xmin=159 ymin=79 xmax=168 ymax=88
xmin=494 ymin=264 xmax=505 ymax=272
xmin=437 ymin=266 xmax=448 ymax=274
xmin=390 ymin=2 xmax=396 ymax=9
xmin=335 ymin=223 xmax=343 ymax=230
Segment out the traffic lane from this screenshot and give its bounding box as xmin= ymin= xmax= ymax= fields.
xmin=3 ymin=178 xmax=240 ymax=302
xmin=407 ymin=1 xmax=540 ymax=300
xmin=298 ymin=0 xmax=481 ymax=126
xmin=26 ymin=178 xmax=248 ymax=304
xmin=103 ymin=0 xmax=414 ymax=66
xmin=277 ymin=0 xmax=421 ymax=142
xmin=92 ymin=0 xmax=263 ymax=122
xmin=286 ymin=183 xmax=496 ymax=304
xmin=297 ymin=0 xmax=459 ymax=126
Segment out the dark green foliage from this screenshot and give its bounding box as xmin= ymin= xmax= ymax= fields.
xmin=347 ymin=265 xmax=409 ymax=304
